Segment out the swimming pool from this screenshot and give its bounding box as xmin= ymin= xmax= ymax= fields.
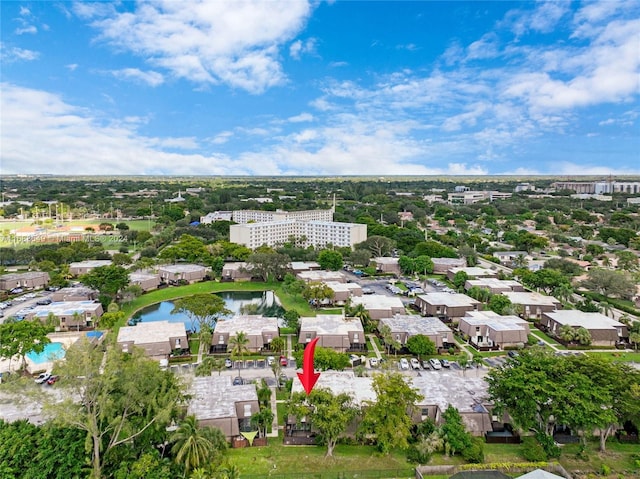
xmin=26 ymin=342 xmax=65 ymax=365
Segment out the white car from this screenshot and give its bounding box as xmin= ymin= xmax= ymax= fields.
xmin=410 ymin=358 xmax=421 ymax=370
xmin=266 ymin=356 xmax=275 ymax=366
xmin=34 ymin=372 xmax=51 ymax=384
xmin=369 ymin=358 xmax=378 ymax=368
xmin=399 ymin=358 xmax=409 ymax=370
xmin=429 ymin=358 xmax=442 ymax=370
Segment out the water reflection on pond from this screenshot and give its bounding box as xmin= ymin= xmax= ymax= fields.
xmin=131 ymin=290 xmax=284 ymax=331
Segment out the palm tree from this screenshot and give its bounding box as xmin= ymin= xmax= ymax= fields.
xmin=574 ymin=327 xmax=592 ymax=346
xmin=513 ymin=254 xmax=528 ymax=269
xmin=270 ymin=361 xmax=283 ymax=390
xmin=349 ymin=303 xmax=373 ymax=333
xmin=229 ymin=331 xmax=250 ymax=377
xmin=558 ymin=324 xmax=576 ymax=343
xmin=599 ymin=301 xmax=614 ymax=318
xmin=171 ymin=415 xmax=227 ymax=475
xmin=270 ymin=336 xmax=285 ymax=355
xmin=553 ymin=285 xmax=574 ymax=305
xmin=629 ymin=332 xmax=640 ymax=351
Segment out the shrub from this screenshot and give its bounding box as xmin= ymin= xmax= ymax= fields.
xmin=461 ymin=437 xmax=485 ymax=463
xmin=535 ymin=431 xmax=561 ymax=459
xmin=521 ymin=437 xmax=547 ymax=462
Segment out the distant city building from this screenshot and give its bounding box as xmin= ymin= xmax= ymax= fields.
xmin=514 ymin=183 xmax=536 ymax=192
xmin=570 ymin=194 xmax=612 ymax=201
xmin=200 ymin=211 xmax=233 ymax=223
xmin=448 ymin=190 xmax=512 ymax=205
xmin=553 ymin=180 xmax=640 ymax=194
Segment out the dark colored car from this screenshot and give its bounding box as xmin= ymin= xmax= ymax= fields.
xmin=233 ymin=377 xmax=243 ymax=385
xmin=47 ymin=375 xmax=59 ymax=385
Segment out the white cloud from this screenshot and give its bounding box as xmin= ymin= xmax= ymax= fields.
xmin=287 ymin=113 xmax=313 ymax=123
xmin=66 ymin=63 xmax=78 ymax=71
xmin=210 ymin=131 xmax=234 ymax=145
xmin=15 ymin=25 xmax=37 ymax=35
xmin=0 ymin=83 xmax=250 ymax=175
xmin=77 ymin=0 xmax=314 ymax=93
xmin=0 ymin=44 xmax=40 ymax=63
xmin=329 ymin=61 xmax=348 ymax=68
xmin=109 ymin=68 xmax=165 ymax=87
xmin=289 ymin=38 xmax=317 ymax=60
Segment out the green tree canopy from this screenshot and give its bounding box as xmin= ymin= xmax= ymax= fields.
xmin=358 ymin=372 xmax=423 ymax=453
xmin=317 ymin=249 xmax=343 ymax=271
xmin=287 ymin=388 xmax=359 ymax=457
xmin=80 ymin=264 xmax=130 ymax=305
xmin=405 ymin=334 xmax=436 ymax=359
xmin=171 ymin=293 xmax=231 ymax=332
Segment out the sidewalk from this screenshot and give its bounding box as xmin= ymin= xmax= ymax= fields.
xmin=367 ymin=334 xmax=382 ymax=360
xmin=267 ymin=386 xmax=280 ymax=438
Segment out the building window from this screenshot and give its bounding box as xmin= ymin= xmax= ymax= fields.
xmin=421 ymin=408 xmax=429 ymax=416
xmin=353 ymin=333 xmax=359 ymax=343
xmin=219 ymin=336 xmax=225 ymax=344
xmin=243 ymin=404 xmax=252 ymax=418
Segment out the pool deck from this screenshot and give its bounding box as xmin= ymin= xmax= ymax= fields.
xmin=0 ymin=331 xmax=88 ymax=374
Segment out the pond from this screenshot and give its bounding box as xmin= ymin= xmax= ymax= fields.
xmin=130 ymin=290 xmax=285 ymax=332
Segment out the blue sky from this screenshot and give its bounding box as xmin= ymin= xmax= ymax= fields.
xmin=1 ymin=1 xmax=639 ymax=176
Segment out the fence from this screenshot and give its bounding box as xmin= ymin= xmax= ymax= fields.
xmin=240 ymin=469 xmax=415 ymax=479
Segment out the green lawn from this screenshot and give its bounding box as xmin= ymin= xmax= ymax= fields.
xmin=530 ymin=329 xmax=565 ymax=348
xmin=586 ymin=351 xmax=640 ymax=362
xmin=189 ymin=339 xmax=200 ymax=355
xmin=226 ymin=438 xmax=415 ymax=477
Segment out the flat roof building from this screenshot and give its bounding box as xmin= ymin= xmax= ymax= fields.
xmin=129 ymin=270 xmax=160 ymax=291
xmin=158 ymin=264 xmax=208 ymax=284
xmin=69 ymin=260 xmax=112 ymax=276
xmin=446 ymin=267 xmax=497 ymax=281
xmin=502 ymin=292 xmax=561 ymax=319
xmin=187 ymin=376 xmax=259 ymax=440
xmin=459 ymin=311 xmax=530 ymax=349
xmin=297 ymin=270 xmax=347 ymax=283
xmin=465 ymin=278 xmax=525 ymax=294
xmin=378 ymin=315 xmax=454 ymax=349
xmin=349 ymin=294 xmax=406 ymax=320
xmin=540 ymin=310 xmax=627 ymax=346
xmin=298 ymin=315 xmax=365 ymax=352
xmin=431 ymin=257 xmax=466 ymax=273
xmin=117 ymin=320 xmax=188 ymax=360
xmin=28 ymin=301 xmax=104 ymax=331
xmin=0 ymin=271 xmax=49 ymax=291
xmin=230 ymin=220 xmax=367 ymax=250
xmin=212 ymin=315 xmax=279 ymax=353
xmin=414 ymin=293 xmax=481 ymax=322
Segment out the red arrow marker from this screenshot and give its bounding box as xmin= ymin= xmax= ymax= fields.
xmin=297 ymin=337 xmax=320 ymax=395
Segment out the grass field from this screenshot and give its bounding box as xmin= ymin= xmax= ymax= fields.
xmin=222 ymin=437 xmax=640 ymax=478
xmin=226 ymin=437 xmax=415 ymax=477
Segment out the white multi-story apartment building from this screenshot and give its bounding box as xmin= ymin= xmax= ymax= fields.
xmin=230 ymin=220 xmax=367 ymax=250
xmin=231 ymin=208 xmax=334 ymax=224
xmin=553 ymin=180 xmax=640 ymax=195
